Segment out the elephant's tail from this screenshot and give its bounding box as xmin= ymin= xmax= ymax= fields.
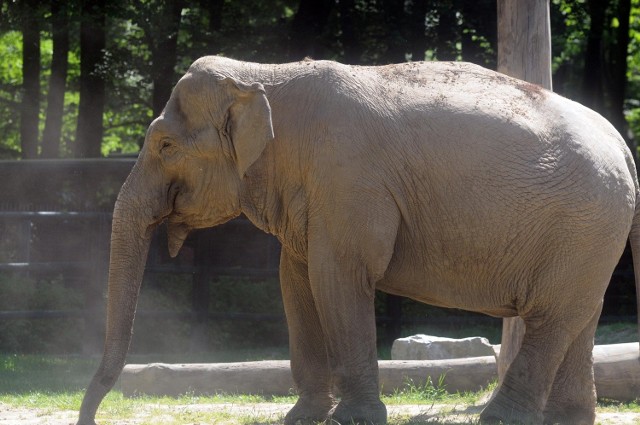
xmin=622 ymin=143 xmax=640 ymax=353
xmin=631 ymin=203 xmax=640 ymax=354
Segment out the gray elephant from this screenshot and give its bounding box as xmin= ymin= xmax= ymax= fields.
xmin=77 ymin=56 xmax=640 ymax=425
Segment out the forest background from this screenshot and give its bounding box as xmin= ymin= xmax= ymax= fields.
xmin=0 ymin=0 xmax=639 ymax=160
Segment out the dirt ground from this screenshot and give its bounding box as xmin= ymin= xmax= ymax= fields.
xmin=1 ymin=402 xmax=639 ymax=425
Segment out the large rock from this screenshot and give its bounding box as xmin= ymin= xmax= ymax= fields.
xmin=391 ymin=334 xmax=496 ymax=360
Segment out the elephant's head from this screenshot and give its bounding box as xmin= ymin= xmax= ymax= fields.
xmin=77 ymin=66 xmax=274 ymax=424
xmin=145 ymin=71 xmax=275 ymax=254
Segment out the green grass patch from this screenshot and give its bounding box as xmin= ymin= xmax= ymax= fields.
xmin=1 ymin=342 xmax=638 ymax=424
xmin=597 ymin=399 xmax=640 ymax=413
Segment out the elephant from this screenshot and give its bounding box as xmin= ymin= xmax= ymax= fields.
xmin=77 ymin=56 xmax=640 ymax=425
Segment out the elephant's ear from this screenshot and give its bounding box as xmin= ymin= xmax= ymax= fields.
xmin=223 ymin=78 xmax=274 ymax=178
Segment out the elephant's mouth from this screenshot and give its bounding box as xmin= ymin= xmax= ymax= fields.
xmin=166 ymin=217 xmax=190 ymax=258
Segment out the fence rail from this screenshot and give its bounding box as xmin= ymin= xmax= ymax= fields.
xmin=0 ymin=159 xmax=637 ymax=354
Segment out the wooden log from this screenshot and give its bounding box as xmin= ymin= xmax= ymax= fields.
xmin=121 ymin=361 xmax=294 ymax=397
xmin=378 ymin=357 xmax=497 ymax=394
xmin=593 ymin=343 xmax=640 ymax=401
xmin=121 ymin=358 xmax=497 ymax=398
xmin=121 ymin=343 xmax=639 ymax=401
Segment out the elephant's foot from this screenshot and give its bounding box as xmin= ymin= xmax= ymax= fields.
xmin=328 ymin=399 xmax=387 ymax=425
xmin=543 ymin=406 xmax=595 ymax=425
xmin=76 ymin=413 xmax=98 ymax=425
xmin=284 ymin=395 xmax=334 ymax=425
xmin=480 ymin=394 xmax=543 ymax=425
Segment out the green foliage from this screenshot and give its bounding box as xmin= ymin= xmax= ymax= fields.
xmin=1 ymin=0 xmax=639 ymax=157
xmin=0 ymin=31 xmax=23 ymax=158
xmin=626 ymin=0 xmax=640 ymax=146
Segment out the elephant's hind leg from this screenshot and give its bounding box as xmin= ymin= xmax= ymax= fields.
xmin=480 ymin=314 xmax=577 ymax=425
xmin=280 ymin=249 xmax=334 ymax=425
xmin=542 ymin=303 xmax=601 ymax=425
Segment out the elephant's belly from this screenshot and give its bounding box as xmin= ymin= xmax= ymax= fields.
xmin=376 ymin=267 xmax=520 ymax=318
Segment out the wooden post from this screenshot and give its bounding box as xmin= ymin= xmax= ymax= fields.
xmin=496 ymin=0 xmax=552 ymax=381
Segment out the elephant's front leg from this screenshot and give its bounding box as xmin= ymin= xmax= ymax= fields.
xmin=280 ymin=249 xmax=334 ymax=425
xmin=307 ymin=246 xmax=387 ymax=425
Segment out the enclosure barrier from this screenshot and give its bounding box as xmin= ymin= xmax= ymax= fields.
xmin=0 ymin=159 xmax=637 ymax=354
xmin=121 ymin=342 xmax=640 ymax=402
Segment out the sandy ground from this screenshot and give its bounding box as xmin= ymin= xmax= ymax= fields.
xmin=1 ymin=402 xmax=639 ymax=425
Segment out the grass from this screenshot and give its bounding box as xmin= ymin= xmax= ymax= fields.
xmin=0 ymin=323 xmax=637 ymax=423
xmin=0 ymin=353 xmax=487 ymax=424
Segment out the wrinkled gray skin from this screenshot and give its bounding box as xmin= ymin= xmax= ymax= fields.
xmin=77 ymin=57 xmax=640 ymax=425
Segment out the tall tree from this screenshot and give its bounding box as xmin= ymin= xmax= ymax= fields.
xmin=407 ymin=0 xmax=428 ymax=62
xmin=199 ymin=0 xmax=224 ymax=55
xmin=150 ymin=0 xmax=184 ymax=118
xmin=459 ymin=0 xmax=497 ymax=67
xmin=381 ymin=0 xmax=407 ymax=63
xmin=434 ymin=0 xmax=458 ymax=60
xmin=41 ymin=0 xmax=70 ymax=158
xmin=19 ymin=0 xmax=41 ymax=159
xmin=581 ymin=0 xmax=608 ymax=112
xmin=288 ymin=0 xmax=334 ymax=60
xmin=610 ymin=0 xmax=632 ymax=137
xmin=338 ymin=0 xmax=360 ymax=64
xmin=75 ymin=0 xmax=106 ymax=158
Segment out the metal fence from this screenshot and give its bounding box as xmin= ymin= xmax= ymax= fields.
xmin=0 ymin=159 xmax=636 ymax=354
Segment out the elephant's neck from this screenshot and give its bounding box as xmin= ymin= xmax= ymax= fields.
xmin=239 ymin=142 xmax=309 ymax=260
xmin=238 ymin=66 xmax=321 ymax=259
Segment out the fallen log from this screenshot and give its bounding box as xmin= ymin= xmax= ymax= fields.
xmin=593 ymin=342 xmax=640 ymax=401
xmin=121 ymin=342 xmax=639 ymax=401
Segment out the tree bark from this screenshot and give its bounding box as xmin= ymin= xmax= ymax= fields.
xmin=151 ymin=0 xmax=184 ymax=118
xmin=20 ymin=0 xmax=41 ymax=159
xmin=496 ymin=0 xmax=552 ymax=382
xmin=75 ymin=0 xmax=106 ymax=158
xmin=42 ymin=0 xmax=69 ymax=158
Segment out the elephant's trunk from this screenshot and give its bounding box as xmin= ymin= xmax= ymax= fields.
xmin=78 ymin=164 xmax=160 ymax=425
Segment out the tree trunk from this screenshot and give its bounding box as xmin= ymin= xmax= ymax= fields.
xmin=609 ymin=0 xmax=631 ymax=139
xmin=151 ymin=0 xmax=184 ymax=118
xmin=338 ymin=0 xmax=360 ymax=64
xmin=199 ymin=0 xmax=224 ymax=54
xmin=381 ymin=0 xmax=406 ymax=64
xmin=41 ymin=0 xmax=69 ymax=159
xmin=581 ymin=0 xmax=608 ymax=112
xmin=496 ymin=0 xmax=552 ymax=382
xmin=460 ymin=0 xmax=497 ymax=67
xmin=407 ymin=0 xmax=428 ymax=62
xmin=435 ymin=0 xmax=458 ymax=61
xmin=20 ymin=0 xmax=41 ymax=159
xmin=75 ymin=0 xmax=106 ymax=158
xmin=288 ymin=0 xmax=334 ymax=60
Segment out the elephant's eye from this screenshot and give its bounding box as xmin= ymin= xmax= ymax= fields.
xmin=160 ymin=139 xmax=173 ymax=151
xmin=159 ymin=139 xmax=177 ymax=155
xmin=160 ymin=139 xmax=178 ymax=162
